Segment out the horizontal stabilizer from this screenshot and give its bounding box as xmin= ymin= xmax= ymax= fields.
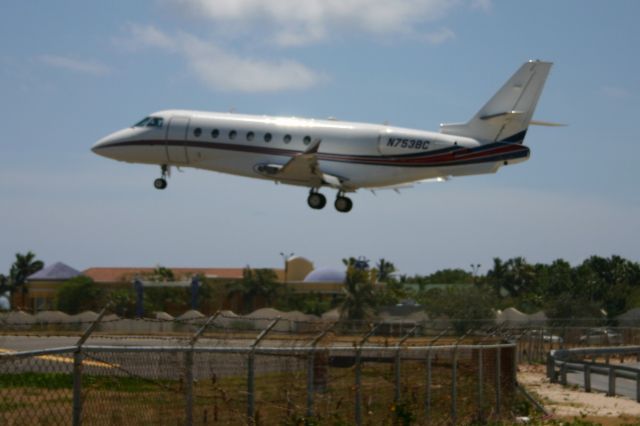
xmin=529 ymin=120 xmax=567 ymax=127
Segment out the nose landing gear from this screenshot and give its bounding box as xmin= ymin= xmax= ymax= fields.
xmin=154 ymin=165 xmax=169 ymax=190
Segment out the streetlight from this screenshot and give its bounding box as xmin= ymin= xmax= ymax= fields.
xmin=280 ymin=252 xmax=295 ymax=284
xmin=470 ymin=264 xmax=481 ymax=284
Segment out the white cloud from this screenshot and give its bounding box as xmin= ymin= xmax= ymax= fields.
xmin=127 ymin=24 xmax=178 ymax=50
xmin=38 ymin=54 xmax=111 ymax=76
xmin=421 ymin=27 xmax=456 ymax=45
xmin=163 ymin=0 xmax=483 ymax=46
xmin=126 ymin=24 xmax=323 ymax=92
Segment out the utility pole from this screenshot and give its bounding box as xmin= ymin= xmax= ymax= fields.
xmin=280 ymin=252 xmax=294 ymax=284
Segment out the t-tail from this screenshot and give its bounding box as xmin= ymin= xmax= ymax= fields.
xmin=440 ymin=60 xmax=554 ymax=144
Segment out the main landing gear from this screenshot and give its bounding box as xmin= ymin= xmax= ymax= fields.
xmin=334 ymin=194 xmax=353 ymax=213
xmin=307 ymin=190 xmax=327 ymax=210
xmin=307 ymin=190 xmax=353 ymax=213
xmin=154 ymin=165 xmax=169 ymax=190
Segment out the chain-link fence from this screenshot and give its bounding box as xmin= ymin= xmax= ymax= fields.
xmin=0 ymin=311 xmax=521 ymax=426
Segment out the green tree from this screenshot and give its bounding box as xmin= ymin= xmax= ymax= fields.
xmin=227 ymin=268 xmax=282 ymax=314
xmin=427 ymin=268 xmax=473 ymax=284
xmin=340 ymin=265 xmax=376 ymax=320
xmin=56 ymin=276 xmax=105 ymax=314
xmin=9 ymin=251 xmax=44 ymax=309
xmin=150 ymin=266 xmax=175 ymax=282
xmin=0 ymin=274 xmax=8 ymax=294
xmin=420 ymin=286 xmax=496 ymax=335
xmin=544 ymin=292 xmax=603 ymax=324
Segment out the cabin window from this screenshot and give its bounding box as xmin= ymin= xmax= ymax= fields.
xmin=229 ymin=130 xmax=237 ymax=140
xmin=283 ymin=134 xmax=292 ymax=144
xmin=246 ymin=131 xmax=255 ymax=141
xmin=303 ymin=135 xmax=311 ymax=145
xmin=264 ymin=133 xmax=272 ymax=142
xmin=193 ymin=128 xmax=202 ymax=137
xmin=211 ymin=129 xmax=219 ymax=138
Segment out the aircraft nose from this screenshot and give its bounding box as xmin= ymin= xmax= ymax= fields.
xmin=91 ymin=128 xmax=132 ymax=157
xmin=91 ymin=136 xmax=111 ymax=154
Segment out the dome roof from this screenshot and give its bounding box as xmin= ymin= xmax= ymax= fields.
xmin=304 ymin=267 xmax=345 ymax=283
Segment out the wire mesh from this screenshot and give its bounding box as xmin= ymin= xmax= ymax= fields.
xmin=12 ymin=311 xmax=628 ymax=425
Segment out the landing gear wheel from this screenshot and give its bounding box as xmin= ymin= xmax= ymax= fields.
xmin=307 ymin=192 xmax=327 ymax=209
xmin=154 ymin=178 xmax=167 ymax=190
xmin=334 ymin=196 xmax=353 ymax=213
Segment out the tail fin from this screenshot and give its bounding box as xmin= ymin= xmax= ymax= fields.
xmin=440 ymin=60 xmax=553 ymax=143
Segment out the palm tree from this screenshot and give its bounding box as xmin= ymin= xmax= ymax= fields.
xmin=9 ymin=251 xmax=44 ymax=310
xmin=375 ymin=258 xmax=396 ymax=282
xmin=340 ymin=266 xmax=376 ymax=320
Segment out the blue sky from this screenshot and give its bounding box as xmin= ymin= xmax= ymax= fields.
xmin=1 ymin=0 xmax=639 ymax=276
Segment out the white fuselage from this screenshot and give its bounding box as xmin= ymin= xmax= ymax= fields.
xmin=92 ymin=109 xmax=530 ymax=190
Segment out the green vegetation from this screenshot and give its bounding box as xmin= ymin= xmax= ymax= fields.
xmin=7 ymin=251 xmax=44 ymax=309
xmin=56 ymin=276 xmax=105 ymax=314
xmin=3 ymin=251 xmax=639 ymax=323
xmin=0 ymin=372 xmax=165 ymax=392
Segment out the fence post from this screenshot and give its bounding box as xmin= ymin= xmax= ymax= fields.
xmin=423 ymin=327 xmax=449 ymax=422
xmin=425 ymin=350 xmax=432 ymax=422
xmin=607 ymin=367 xmax=615 ymax=397
xmin=560 ymin=362 xmax=567 ymax=386
xmin=73 ymin=304 xmax=110 ymax=426
xmin=394 ymin=325 xmax=417 ymax=405
xmin=477 ymin=347 xmax=484 ymax=418
xmin=495 ymin=346 xmax=501 ymax=418
xmin=355 ymin=346 xmax=362 ymax=426
xmin=306 ymin=349 xmax=315 ymax=418
xmin=451 ymin=348 xmax=458 ymax=425
xmin=353 ymin=324 xmax=380 ymax=426
xmin=72 ymin=350 xmax=83 ymax=426
xmin=306 ymin=323 xmax=334 ymax=418
xmin=584 ymin=364 xmax=591 ymax=392
xmin=546 ymin=354 xmax=555 ymax=382
xmin=185 ymin=350 xmax=194 ymax=426
xmin=186 ymin=313 xmax=219 ymax=426
xmin=247 ymin=318 xmax=280 ymax=425
xmin=636 ymin=371 xmax=640 ymax=403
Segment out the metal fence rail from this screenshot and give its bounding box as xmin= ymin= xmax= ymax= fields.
xmin=547 ymin=345 xmax=640 ymax=401
xmin=0 ymin=313 xmax=518 ymax=426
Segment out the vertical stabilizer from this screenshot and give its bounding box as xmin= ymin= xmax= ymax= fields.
xmin=440 ymin=60 xmax=553 ymax=143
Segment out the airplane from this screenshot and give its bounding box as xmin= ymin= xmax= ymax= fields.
xmin=92 ymin=60 xmax=557 ymax=213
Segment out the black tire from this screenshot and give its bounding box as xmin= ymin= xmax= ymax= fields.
xmin=154 ymin=178 xmax=167 ymax=190
xmin=334 ymin=196 xmax=353 ymax=213
xmin=307 ymin=192 xmax=326 ymax=209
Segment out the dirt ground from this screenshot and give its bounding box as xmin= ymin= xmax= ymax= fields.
xmin=518 ymin=364 xmax=640 ymax=425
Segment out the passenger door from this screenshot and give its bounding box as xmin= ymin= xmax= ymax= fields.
xmin=165 ymin=116 xmax=190 ymax=164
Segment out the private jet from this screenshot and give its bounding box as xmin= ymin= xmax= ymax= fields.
xmin=93 ymin=60 xmax=556 ymax=213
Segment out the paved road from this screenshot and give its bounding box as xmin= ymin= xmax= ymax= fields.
xmin=566 ymin=365 xmax=640 ymax=401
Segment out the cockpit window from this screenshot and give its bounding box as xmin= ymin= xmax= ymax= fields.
xmin=133 ymin=116 xmax=164 ymax=128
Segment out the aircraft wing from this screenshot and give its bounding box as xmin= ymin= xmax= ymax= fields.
xmin=254 ymin=140 xmax=348 ymax=189
xmin=369 ymin=176 xmax=450 ymax=193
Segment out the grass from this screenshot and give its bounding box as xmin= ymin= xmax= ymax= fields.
xmin=0 ymin=372 xmax=168 ymax=392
